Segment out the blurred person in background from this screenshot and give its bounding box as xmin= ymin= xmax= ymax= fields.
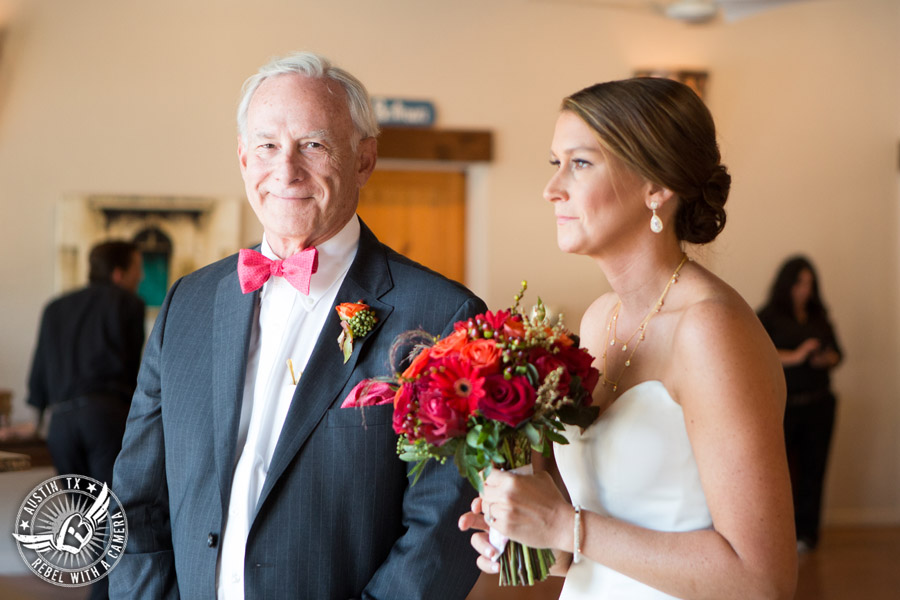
xmin=758 ymin=255 xmax=842 ymax=553
xmin=26 ymin=239 xmax=144 ymax=600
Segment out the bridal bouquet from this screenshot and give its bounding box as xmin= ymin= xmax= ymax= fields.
xmin=346 ymin=283 xmax=600 ymax=586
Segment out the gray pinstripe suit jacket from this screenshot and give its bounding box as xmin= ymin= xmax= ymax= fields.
xmin=109 ymin=221 xmax=485 ymax=599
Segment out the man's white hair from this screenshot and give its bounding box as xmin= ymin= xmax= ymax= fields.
xmin=237 ymin=51 xmax=379 ymax=142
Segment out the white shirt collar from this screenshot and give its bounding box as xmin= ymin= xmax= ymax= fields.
xmin=258 ymin=216 xmax=360 ymax=306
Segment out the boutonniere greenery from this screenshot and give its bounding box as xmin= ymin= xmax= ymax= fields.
xmin=336 ymin=301 xmax=377 ymax=363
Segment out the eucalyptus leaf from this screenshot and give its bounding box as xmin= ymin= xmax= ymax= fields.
xmin=466 ymin=428 xmax=481 ymax=448
xmin=466 ymin=466 xmax=483 ymax=493
xmin=546 ymin=429 xmax=568 ymax=445
xmin=522 ymin=422 xmax=541 ymax=447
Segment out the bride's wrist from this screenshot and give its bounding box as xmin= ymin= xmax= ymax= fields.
xmin=553 ymin=503 xmax=578 ymax=555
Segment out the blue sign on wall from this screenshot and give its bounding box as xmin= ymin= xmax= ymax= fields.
xmin=371 ymin=97 xmax=436 ymax=127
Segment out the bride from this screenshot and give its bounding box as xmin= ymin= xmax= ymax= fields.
xmin=460 ymin=78 xmax=797 ymax=599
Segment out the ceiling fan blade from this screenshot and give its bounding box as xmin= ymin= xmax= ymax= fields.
xmin=663 ymin=1 xmax=719 ymax=23
xmin=717 ymin=0 xmax=814 ymax=23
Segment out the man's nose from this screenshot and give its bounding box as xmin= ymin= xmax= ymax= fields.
xmin=274 ymin=148 xmax=308 ymax=183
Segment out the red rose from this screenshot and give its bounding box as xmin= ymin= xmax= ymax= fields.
xmin=477 ymin=374 xmax=536 ymax=427
xmin=416 ymin=386 xmax=468 ymax=446
xmin=556 ymin=345 xmax=600 ymax=398
xmin=530 ymin=348 xmax=571 ymax=397
xmin=341 ymin=380 xmax=396 ymax=408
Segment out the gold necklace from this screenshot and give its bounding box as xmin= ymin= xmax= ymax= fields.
xmin=600 ymin=253 xmax=689 ymax=392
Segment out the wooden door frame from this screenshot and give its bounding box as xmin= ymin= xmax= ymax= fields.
xmin=374 ymin=127 xmax=493 ymax=295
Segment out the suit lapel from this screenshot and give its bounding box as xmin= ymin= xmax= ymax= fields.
xmin=212 ymin=267 xmax=257 ymax=513
xmin=254 ymin=223 xmax=394 ymax=515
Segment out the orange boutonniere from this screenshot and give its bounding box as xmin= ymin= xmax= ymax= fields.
xmin=336 ymin=301 xmax=377 ymax=363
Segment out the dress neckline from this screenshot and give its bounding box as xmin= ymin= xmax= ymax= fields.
xmin=582 ymin=380 xmax=676 ymax=432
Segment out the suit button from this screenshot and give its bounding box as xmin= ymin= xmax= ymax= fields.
xmin=208 ymin=533 xmax=218 ymax=548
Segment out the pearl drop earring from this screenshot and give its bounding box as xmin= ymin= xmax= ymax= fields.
xmin=650 ymin=201 xmax=663 ymax=234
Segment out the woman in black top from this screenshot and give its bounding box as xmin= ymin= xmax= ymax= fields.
xmin=758 ymin=255 xmax=842 ymax=552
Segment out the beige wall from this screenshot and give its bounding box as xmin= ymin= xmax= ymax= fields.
xmin=0 ymin=0 xmax=897 ymax=524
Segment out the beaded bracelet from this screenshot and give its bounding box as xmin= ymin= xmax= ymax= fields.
xmin=573 ymin=504 xmax=583 ymax=564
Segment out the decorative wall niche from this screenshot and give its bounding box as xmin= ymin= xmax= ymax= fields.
xmin=56 ymin=195 xmax=241 ymax=309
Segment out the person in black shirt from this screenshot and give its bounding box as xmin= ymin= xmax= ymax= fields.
xmin=27 ymin=240 xmax=145 ymax=486
xmin=758 ymin=255 xmax=842 ymax=552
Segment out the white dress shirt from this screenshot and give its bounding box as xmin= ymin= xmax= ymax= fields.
xmin=216 ymin=217 xmax=360 ymax=599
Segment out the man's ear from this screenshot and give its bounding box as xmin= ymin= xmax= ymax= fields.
xmin=237 ymin=135 xmax=248 ymax=177
xmin=110 ymin=267 xmax=125 ymax=287
xmin=356 ymin=137 xmax=378 ymax=187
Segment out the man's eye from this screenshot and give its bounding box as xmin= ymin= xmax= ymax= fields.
xmin=302 ymin=142 xmax=325 ymax=150
xmin=258 ymin=143 xmax=276 ymax=150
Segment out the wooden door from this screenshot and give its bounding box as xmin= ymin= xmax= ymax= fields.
xmin=358 ymin=169 xmax=466 ymax=283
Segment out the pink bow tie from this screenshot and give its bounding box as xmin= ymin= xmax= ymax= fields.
xmin=237 ymin=247 xmax=318 ymax=295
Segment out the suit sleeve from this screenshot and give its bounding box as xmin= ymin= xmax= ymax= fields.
xmin=25 ymin=306 xmax=52 ymax=417
xmin=361 ymin=295 xmax=487 ymax=600
xmin=108 ymin=281 xmax=180 ymax=600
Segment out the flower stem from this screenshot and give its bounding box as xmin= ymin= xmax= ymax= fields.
xmin=524 ymin=544 xmax=535 ymax=585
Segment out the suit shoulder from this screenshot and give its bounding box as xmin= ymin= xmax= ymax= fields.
xmin=382 ymin=246 xmax=478 ymax=302
xmin=173 ymin=252 xmax=240 ymax=288
xmin=43 ymin=284 xmax=107 ymax=315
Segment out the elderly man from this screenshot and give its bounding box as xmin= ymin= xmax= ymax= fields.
xmin=110 ymin=52 xmax=485 ymax=599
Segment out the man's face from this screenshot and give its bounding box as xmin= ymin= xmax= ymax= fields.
xmin=238 ymin=73 xmax=377 ymax=257
xmin=115 ymin=251 xmax=143 ymax=294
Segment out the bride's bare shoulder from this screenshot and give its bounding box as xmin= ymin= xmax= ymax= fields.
xmin=673 ymin=268 xmax=778 ymax=372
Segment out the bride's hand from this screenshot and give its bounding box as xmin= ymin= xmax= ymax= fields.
xmin=479 ymin=468 xmax=571 ymax=551
xmin=458 ymin=496 xmax=502 ymax=573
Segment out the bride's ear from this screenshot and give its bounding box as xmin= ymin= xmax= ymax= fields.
xmin=644 ymin=182 xmax=675 ymax=210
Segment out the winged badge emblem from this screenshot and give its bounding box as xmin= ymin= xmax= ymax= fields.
xmin=13 ymin=483 xmax=110 ymax=555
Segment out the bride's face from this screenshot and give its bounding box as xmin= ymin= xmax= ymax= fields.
xmin=543 ymin=111 xmax=646 ymax=257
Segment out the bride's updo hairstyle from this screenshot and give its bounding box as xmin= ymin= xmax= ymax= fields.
xmin=562 ymin=77 xmax=730 ymax=244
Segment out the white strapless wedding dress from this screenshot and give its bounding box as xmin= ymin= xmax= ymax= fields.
xmin=554 ymin=381 xmax=712 ymax=600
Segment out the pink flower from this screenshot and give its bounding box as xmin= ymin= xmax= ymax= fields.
xmin=481 ymin=309 xmax=510 ymax=331
xmin=477 ymin=374 xmax=536 ymax=427
xmin=340 ymin=380 xmax=396 ymax=408
xmin=416 ymin=385 xmax=469 ymax=446
xmin=392 ymin=382 xmax=417 ymax=436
